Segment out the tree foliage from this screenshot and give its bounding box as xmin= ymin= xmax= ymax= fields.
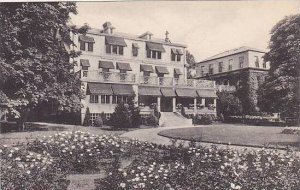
xmin=258 ymin=14 xmax=300 ymax=120
xmin=0 ymin=3 xmax=89 ymax=127
xmin=186 ymin=50 xmax=196 ymax=79
xmin=217 ymin=91 xmax=243 ymax=120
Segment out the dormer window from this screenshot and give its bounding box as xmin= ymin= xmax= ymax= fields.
xmin=171 ymin=48 xmax=183 ymax=62
xmin=146 ymin=42 xmax=165 ymax=59
xmin=105 ymin=36 xmax=127 ymax=55
xmin=78 ymin=35 xmax=95 ymax=52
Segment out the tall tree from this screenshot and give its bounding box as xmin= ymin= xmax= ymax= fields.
xmin=186 ymin=50 xmax=196 ymax=78
xmin=0 ymin=2 xmax=88 ymax=129
xmin=258 ymin=14 xmax=300 ymax=121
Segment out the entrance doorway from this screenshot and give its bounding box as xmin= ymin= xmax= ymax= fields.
xmin=161 ymin=97 xmax=173 ymax=112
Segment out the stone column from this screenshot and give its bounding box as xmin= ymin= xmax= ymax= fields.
xmin=157 ymin=97 xmax=161 ymax=112
xmin=109 ymin=95 xmax=113 ymax=104
xmin=201 ymin=98 xmax=205 ymax=106
xmin=194 ymin=98 xmax=197 ymax=115
xmin=213 ymin=98 xmax=217 ymax=116
xmin=172 ymin=97 xmax=176 ymax=112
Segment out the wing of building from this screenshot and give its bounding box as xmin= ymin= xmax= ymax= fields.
xmin=195 ymin=46 xmax=269 ymax=113
xmin=72 ymin=22 xmax=218 ymax=124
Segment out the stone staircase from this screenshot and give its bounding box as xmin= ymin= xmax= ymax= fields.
xmin=159 ymin=112 xmax=193 ymax=127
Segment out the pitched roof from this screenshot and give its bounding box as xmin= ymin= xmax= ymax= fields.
xmin=199 ymin=46 xmax=266 ymax=63
xmin=86 ymin=28 xmax=187 ymax=48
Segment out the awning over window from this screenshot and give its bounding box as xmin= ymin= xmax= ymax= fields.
xmin=196 ymin=90 xmax=217 ymax=98
xmin=176 ymin=49 xmax=183 ymax=55
xmin=160 ymin=87 xmax=176 ymax=97
xmin=79 ymin=35 xmax=95 ymax=43
xmin=132 ymin=43 xmax=139 ymax=49
xmin=155 ymin=66 xmax=169 ymax=74
xmin=171 ymin=48 xmax=177 ymax=54
xmin=138 ymin=86 xmax=161 ymax=96
xmin=105 ymin=36 xmax=127 ymax=47
xmin=80 ymin=59 xmax=90 ymax=67
xmin=146 ymin=42 xmax=165 ymax=52
xmin=140 ymin=64 xmax=154 ymax=73
xmin=116 ymin=62 xmax=132 ymax=71
xmin=174 ymin=68 xmax=183 ymax=75
xmin=99 ymin=61 xmax=115 ymax=69
xmin=87 ymin=83 xmax=113 ymax=95
xmin=175 ymin=88 xmax=198 ymax=98
xmin=111 ymin=84 xmax=135 ymax=96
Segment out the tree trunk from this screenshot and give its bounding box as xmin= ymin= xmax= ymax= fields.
xmin=17 ymin=108 xmax=30 ymax=131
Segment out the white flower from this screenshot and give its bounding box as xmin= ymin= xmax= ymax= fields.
xmin=8 ymin=153 xmax=12 ymax=157
xmin=15 ymin=157 xmax=21 ymax=161
xmin=26 ymin=170 xmax=31 ymax=174
xmin=120 ymin=183 xmax=126 ymax=188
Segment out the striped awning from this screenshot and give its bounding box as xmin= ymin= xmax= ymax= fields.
xmin=87 ymin=83 xmax=113 ymax=95
xmin=80 ymin=59 xmax=90 ymax=67
xmin=155 ymin=66 xmax=169 ymax=74
xmin=174 ymin=68 xmax=183 ymax=75
xmin=105 ymin=36 xmax=127 ymax=47
xmin=160 ymin=87 xmax=176 ymax=97
xmin=79 ymin=35 xmax=95 ymax=43
xmin=138 ymin=86 xmax=161 ymax=96
xmin=146 ymin=42 xmax=165 ymax=52
xmin=111 ymin=84 xmax=135 ymax=96
xmin=175 ymin=88 xmax=198 ymax=98
xmin=99 ymin=61 xmax=115 ymax=69
xmin=197 ymin=90 xmax=217 ymax=98
xmin=140 ymin=64 xmax=154 ymax=73
xmin=116 ymin=62 xmax=132 ymax=71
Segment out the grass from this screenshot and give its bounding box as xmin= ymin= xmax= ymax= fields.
xmin=158 ymin=124 xmax=300 ymax=149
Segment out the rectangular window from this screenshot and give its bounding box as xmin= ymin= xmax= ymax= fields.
xmin=132 ymin=47 xmax=138 ymax=57
xmin=152 ymin=51 xmax=157 ymax=59
xmin=218 ymin=62 xmax=223 ymax=72
xmin=106 ymin=45 xmax=111 ymax=53
xmin=157 ymin=52 xmax=161 ymax=59
xmin=177 ymin=55 xmax=181 ymax=61
xmin=174 ymin=74 xmax=180 ymax=79
xmin=263 ymin=62 xmax=266 ymax=68
xmin=87 ymin=42 xmax=93 ymax=52
xmin=209 ymin=64 xmax=213 ymax=74
xmin=112 ymin=45 xmax=118 ymax=54
xmin=90 ymin=95 xmax=99 ymax=103
xmin=147 ymin=49 xmax=151 ymax=58
xmin=119 ymin=46 xmax=123 ymax=55
xmin=239 ymin=56 xmax=244 ymax=68
xmin=171 ymin=53 xmax=176 ymax=61
xmin=255 ymin=56 xmax=259 ymax=67
xmin=228 ymin=59 xmax=233 ymax=71
xmin=101 ymin=95 xmax=110 ymax=104
xmin=80 ymin=41 xmax=85 ymax=51
xmin=112 ymin=95 xmax=117 ymax=104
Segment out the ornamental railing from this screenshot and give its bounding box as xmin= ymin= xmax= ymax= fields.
xmin=81 ymin=70 xmax=136 ymax=83
xmin=216 ymin=85 xmax=236 ymax=92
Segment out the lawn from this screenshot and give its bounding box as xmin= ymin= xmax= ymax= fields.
xmin=158 ymin=124 xmax=300 ymax=149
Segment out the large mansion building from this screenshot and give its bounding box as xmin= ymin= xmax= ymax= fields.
xmin=195 ymin=47 xmax=270 ymax=113
xmin=73 ymin=22 xmax=217 ymax=124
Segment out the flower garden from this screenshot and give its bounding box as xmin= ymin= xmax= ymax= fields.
xmin=1 ymin=131 xmax=300 ymax=190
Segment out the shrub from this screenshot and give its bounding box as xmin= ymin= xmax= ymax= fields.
xmin=83 ymin=107 xmax=92 ymax=126
xmin=94 ymin=117 xmax=103 ymax=127
xmin=100 ymin=112 xmax=110 ymax=126
xmin=146 ymin=114 xmax=159 ymax=127
xmin=110 ymin=102 xmax=131 ymax=128
xmin=128 ymin=97 xmax=141 ymax=128
xmin=193 ymin=114 xmax=213 ymax=125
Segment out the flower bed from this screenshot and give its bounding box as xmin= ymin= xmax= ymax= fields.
xmin=1 ymin=131 xmax=300 ymax=189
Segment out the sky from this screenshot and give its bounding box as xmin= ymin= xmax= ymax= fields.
xmin=71 ymin=1 xmax=300 ymax=61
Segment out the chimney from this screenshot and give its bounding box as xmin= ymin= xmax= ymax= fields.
xmin=165 ymin=30 xmax=171 ymax=43
xmin=139 ymin=31 xmax=153 ymax=40
xmin=103 ymin=22 xmax=115 ymax=34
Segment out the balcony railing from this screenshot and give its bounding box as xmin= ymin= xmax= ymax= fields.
xmin=81 ymin=70 xmax=136 ymax=83
xmin=82 ymin=70 xmax=215 ymax=89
